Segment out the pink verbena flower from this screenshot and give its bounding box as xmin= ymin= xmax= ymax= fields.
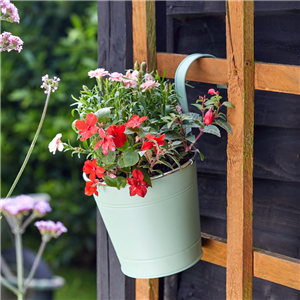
xmin=40 ymin=74 xmax=60 ymax=94
xmin=0 ymin=31 xmax=23 ymax=52
xmin=33 ymin=201 xmax=52 ymax=217
xmin=88 ymin=68 xmax=109 ymax=79
xmin=140 ymin=80 xmax=160 ymax=92
xmin=35 ymin=220 xmax=67 ymax=241
xmin=0 ymin=0 xmax=20 ymax=23
xmin=1 ymin=195 xmax=34 ymax=216
xmin=109 ymin=72 xmax=124 ymax=82
xmin=48 ymin=133 xmax=63 ymax=154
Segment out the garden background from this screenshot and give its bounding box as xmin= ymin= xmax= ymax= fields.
xmin=1 ymin=1 xmax=98 ymax=298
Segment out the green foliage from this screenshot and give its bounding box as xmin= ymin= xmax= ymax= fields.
xmin=1 ymin=1 xmax=98 ymax=268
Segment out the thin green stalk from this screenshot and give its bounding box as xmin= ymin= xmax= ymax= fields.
xmin=23 ymin=240 xmax=47 ymax=294
xmin=15 ymin=232 xmax=24 ymax=300
xmin=0 ymin=275 xmax=19 ymax=296
xmin=6 ymin=90 xmax=52 ymax=199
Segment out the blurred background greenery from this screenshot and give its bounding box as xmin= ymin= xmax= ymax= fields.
xmin=1 ymin=0 xmax=99 ymax=274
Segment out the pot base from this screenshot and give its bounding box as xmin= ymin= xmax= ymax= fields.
xmin=120 ymin=237 xmax=203 ymax=279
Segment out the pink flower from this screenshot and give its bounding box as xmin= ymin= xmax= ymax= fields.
xmin=0 ymin=0 xmax=20 ymax=23
xmin=85 ymin=173 xmax=100 ymax=196
xmin=208 ymin=89 xmax=216 ymax=95
xmin=75 ymin=113 xmax=98 ymax=141
xmin=204 ymin=108 xmax=214 ymax=126
xmin=1 ymin=195 xmax=34 ymax=216
xmin=125 ymin=115 xmax=147 ymax=128
xmin=83 ymin=159 xmax=105 ymax=179
xmin=145 ymin=74 xmax=154 ymax=81
xmin=109 ymin=72 xmax=124 ymax=82
xmin=0 ymin=31 xmax=23 ymax=52
xmin=48 ymin=133 xmax=63 ymax=154
xmin=33 ymin=201 xmax=52 ymax=217
xmin=88 ymin=68 xmax=109 ymax=79
xmin=123 ymin=70 xmax=138 ymax=88
xmin=35 ymin=220 xmax=67 ymax=241
xmin=40 ymin=74 xmax=60 ymax=94
xmin=140 ymin=80 xmax=160 ymax=92
xmin=106 ymin=124 xmax=127 ymax=148
xmin=127 ymin=169 xmax=149 ymax=197
xmin=94 ymin=128 xmax=116 ymax=155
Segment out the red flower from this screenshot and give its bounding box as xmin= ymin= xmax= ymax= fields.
xmin=204 ymin=108 xmax=214 ymax=126
xmin=85 ymin=173 xmax=99 ymax=196
xmin=208 ymin=89 xmax=216 ymax=95
xmin=125 ymin=115 xmax=147 ymax=128
xmin=106 ymin=124 xmax=127 ymax=148
xmin=142 ymin=133 xmax=165 ymax=154
xmin=75 ymin=113 xmax=98 ymax=141
xmin=127 ymin=169 xmax=149 ymax=197
xmin=83 ymin=159 xmax=105 ymax=178
xmin=94 ymin=128 xmax=116 ymax=155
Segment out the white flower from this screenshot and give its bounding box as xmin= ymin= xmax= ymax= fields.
xmin=48 ymin=133 xmax=63 ymax=154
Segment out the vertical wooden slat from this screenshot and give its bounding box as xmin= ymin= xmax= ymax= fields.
xmin=132 ymin=2 xmax=159 ymax=299
xmin=226 ymin=1 xmax=254 ymax=300
xmin=132 ymin=0 xmax=156 ymax=71
xmin=136 ymin=278 xmax=159 ymax=300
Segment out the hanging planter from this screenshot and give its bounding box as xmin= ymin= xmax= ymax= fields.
xmin=54 ymin=54 xmax=234 ymax=278
xmin=85 ymin=152 xmax=201 ymax=278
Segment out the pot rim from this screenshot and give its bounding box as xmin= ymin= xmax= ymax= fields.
xmin=83 ymin=151 xmax=197 ymax=184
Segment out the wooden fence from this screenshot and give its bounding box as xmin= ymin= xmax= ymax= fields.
xmin=131 ymin=1 xmax=300 ymax=299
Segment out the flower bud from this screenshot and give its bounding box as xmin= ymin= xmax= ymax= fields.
xmin=82 ymin=85 xmax=90 ymax=92
xmin=140 ymin=62 xmax=147 ymax=72
xmin=134 ymin=61 xmax=140 ymax=71
xmin=204 ymin=108 xmax=214 ymax=126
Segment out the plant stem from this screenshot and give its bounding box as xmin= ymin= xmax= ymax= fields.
xmin=6 ymin=90 xmax=52 ymax=199
xmin=0 ymin=275 xmax=19 ymax=296
xmin=21 ymin=213 xmax=36 ymax=232
xmin=15 ymin=231 xmax=24 ymax=300
xmin=23 ymin=240 xmax=47 ymax=294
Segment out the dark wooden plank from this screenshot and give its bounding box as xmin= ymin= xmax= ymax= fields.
xmin=166 ymin=1 xmax=300 ymax=16
xmin=96 ymin=210 xmax=109 ymax=300
xmin=163 ymin=275 xmax=178 ymax=300
xmin=97 ymin=2 xmax=134 ymax=299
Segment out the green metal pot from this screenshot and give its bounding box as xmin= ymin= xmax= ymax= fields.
xmin=88 ymin=156 xmax=202 ymax=279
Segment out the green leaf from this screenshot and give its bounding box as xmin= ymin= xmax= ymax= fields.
xmin=222 ymin=101 xmax=235 ymax=108
xmin=123 ymin=147 xmax=139 ymax=167
xmin=104 ymin=175 xmax=127 ymax=190
xmin=191 ymin=103 xmax=203 ymax=111
xmin=204 ymin=99 xmax=216 ymax=106
xmin=202 ymin=125 xmax=221 ymax=137
xmin=101 ymin=149 xmax=116 ymax=165
xmin=186 ymin=134 xmax=196 ymax=143
xmin=116 ymin=140 xmax=129 ymax=151
xmin=138 ymin=168 xmax=152 ymax=187
xmin=94 ymin=107 xmax=112 ymax=123
xmin=117 ymin=157 xmax=125 ymax=168
xmin=215 ymin=119 xmax=233 ymax=135
xmin=164 ymin=132 xmax=182 ymax=140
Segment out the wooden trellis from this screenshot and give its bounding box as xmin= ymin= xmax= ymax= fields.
xmin=132 ymin=1 xmax=300 ymax=299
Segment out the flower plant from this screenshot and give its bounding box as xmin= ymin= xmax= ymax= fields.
xmin=54 ymin=63 xmax=234 ymax=198
xmin=1 ymin=2 xmax=66 ymax=300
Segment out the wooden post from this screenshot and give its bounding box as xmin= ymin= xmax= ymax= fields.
xmin=136 ymin=278 xmax=159 ymax=300
xmin=132 ymin=1 xmax=159 ymax=299
xmin=226 ymin=1 xmax=254 ymax=300
xmin=132 ymin=0 xmax=156 ymax=71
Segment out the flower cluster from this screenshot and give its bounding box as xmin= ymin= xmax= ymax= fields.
xmin=0 ymin=0 xmax=19 ymax=23
xmin=35 ymin=220 xmax=67 ymax=241
xmin=0 ymin=31 xmax=23 ymax=52
xmin=50 ymin=64 xmax=234 ymax=198
xmin=1 ymin=195 xmax=51 ymax=218
xmin=40 ymin=74 xmax=60 ymax=94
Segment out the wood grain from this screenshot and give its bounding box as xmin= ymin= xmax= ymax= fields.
xmin=254 ymin=250 xmax=300 ymax=290
xmin=132 ymin=1 xmax=157 ymax=71
xmin=226 ymin=1 xmax=254 ymax=299
xmin=136 ymin=279 xmax=159 ymax=300
xmin=157 ymin=53 xmax=300 ymax=95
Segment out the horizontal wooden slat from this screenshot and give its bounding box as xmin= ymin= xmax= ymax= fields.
xmin=157 ymin=52 xmax=300 ymax=95
xmin=201 ymin=233 xmax=300 ymax=290
xmin=254 ymin=250 xmax=300 ymax=290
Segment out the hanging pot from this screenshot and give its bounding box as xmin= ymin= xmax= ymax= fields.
xmin=84 ymin=154 xmax=202 ymax=279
